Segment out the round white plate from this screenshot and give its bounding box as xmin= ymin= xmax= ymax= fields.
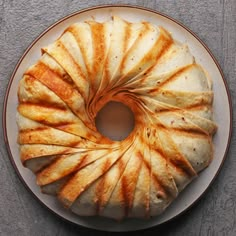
xmin=3 ymin=5 xmax=232 ymax=232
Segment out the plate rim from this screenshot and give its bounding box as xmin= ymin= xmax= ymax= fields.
xmin=2 ymin=4 xmax=233 ymax=232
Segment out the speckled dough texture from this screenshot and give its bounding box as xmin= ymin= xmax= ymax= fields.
xmin=0 ymin=0 xmax=235 ymax=235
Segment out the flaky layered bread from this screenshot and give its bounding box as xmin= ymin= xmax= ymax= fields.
xmin=17 ymin=16 xmax=217 ymax=220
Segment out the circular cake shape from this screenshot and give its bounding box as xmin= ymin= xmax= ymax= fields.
xmin=17 ymin=16 xmax=217 ymax=220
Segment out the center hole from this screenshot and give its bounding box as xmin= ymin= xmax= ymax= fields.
xmin=95 ymin=101 xmax=135 ymax=141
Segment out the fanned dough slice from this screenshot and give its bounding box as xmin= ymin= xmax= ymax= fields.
xmin=70 ymin=141 xmax=134 ymax=217
xmin=127 ymin=41 xmax=194 ymax=88
xmin=149 ymin=148 xmax=176 ymax=216
xmin=98 ymin=16 xmax=136 ymax=92
xmin=101 ymin=138 xmax=143 ymax=220
xmin=170 ymin=131 xmax=213 ymax=172
xmin=58 ymin=145 xmax=128 ymax=208
xmin=128 ymin=135 xmax=151 ymax=218
xmin=140 ymin=96 xmax=217 ymax=135
xmin=25 ymin=57 xmax=92 ymax=129
xmin=21 ymin=145 xmax=80 ymax=173
xmin=17 ymin=114 xmax=104 ymax=149
xmin=18 ymin=102 xmax=100 ymax=141
xmin=42 ymin=37 xmax=89 ymax=102
xmin=37 ymin=149 xmax=113 ymax=187
xmin=97 ymin=17 xmax=144 ymax=96
xmin=113 ymin=25 xmax=173 ymax=87
xmin=17 ymin=17 xmax=217 ymax=220
xmin=86 ymin=21 xmax=112 ymax=96
xmin=131 ymin=86 xmax=213 ymax=108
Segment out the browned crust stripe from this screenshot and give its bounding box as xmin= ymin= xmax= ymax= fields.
xmin=26 ymin=61 xmax=83 ymax=103
xmin=121 ymin=151 xmax=143 ymax=217
xmin=36 ymin=154 xmax=88 ymax=186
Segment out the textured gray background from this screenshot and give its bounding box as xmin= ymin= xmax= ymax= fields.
xmin=0 ymin=0 xmax=235 ymax=235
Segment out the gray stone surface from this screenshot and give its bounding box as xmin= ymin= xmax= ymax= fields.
xmin=0 ymin=0 xmax=235 ymax=235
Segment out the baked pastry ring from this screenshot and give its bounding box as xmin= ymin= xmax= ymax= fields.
xmin=17 ymin=16 xmax=217 ymax=220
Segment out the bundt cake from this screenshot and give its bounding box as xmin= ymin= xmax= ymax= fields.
xmin=17 ymin=16 xmax=217 ymax=220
